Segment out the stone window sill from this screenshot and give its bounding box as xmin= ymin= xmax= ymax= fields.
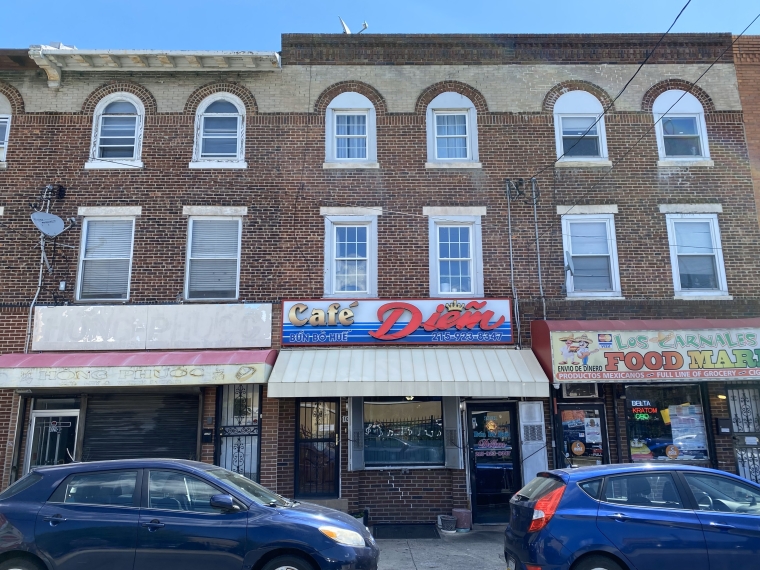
xmin=658 ymin=159 xmax=714 ymax=168
xmin=0 ymin=161 xmax=7 ymax=170
xmin=189 ymin=161 xmax=247 ymax=169
xmin=84 ymin=160 xmax=144 ymax=170
xmin=323 ymin=162 xmax=380 ymax=169
xmin=674 ymin=294 xmax=732 ymax=300
xmin=425 ymin=162 xmax=482 ymax=169
xmin=555 ymin=160 xmax=612 ymax=169
xmin=362 ymin=465 xmax=447 ymax=471
xmin=565 ymin=296 xmax=625 ymax=301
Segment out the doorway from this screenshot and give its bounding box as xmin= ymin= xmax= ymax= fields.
xmin=25 ymin=410 xmax=80 ymax=474
xmin=468 ymin=403 xmax=520 ymax=524
xmin=295 ymin=399 xmax=339 ymax=498
xmin=557 ymin=403 xmax=609 ymax=468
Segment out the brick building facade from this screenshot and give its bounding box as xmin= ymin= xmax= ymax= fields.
xmin=0 ymin=33 xmax=759 ymax=524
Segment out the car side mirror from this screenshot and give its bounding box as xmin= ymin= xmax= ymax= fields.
xmin=210 ymin=494 xmax=239 ymax=512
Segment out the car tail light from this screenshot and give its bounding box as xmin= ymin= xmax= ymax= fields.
xmin=525 ymin=565 xmax=542 ymax=570
xmin=527 ymin=485 xmax=565 ymax=532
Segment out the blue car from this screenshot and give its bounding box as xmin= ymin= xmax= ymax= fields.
xmin=504 ymin=463 xmax=760 ymax=570
xmin=0 ymin=459 xmax=378 ymax=570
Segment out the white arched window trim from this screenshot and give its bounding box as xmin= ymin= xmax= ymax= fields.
xmin=0 ymin=92 xmax=11 ymax=168
xmin=324 ymin=92 xmax=378 ymax=169
xmin=425 ymin=92 xmax=480 ymax=169
xmin=189 ymin=93 xmax=247 ymax=169
xmin=653 ymin=89 xmax=712 ymax=166
xmin=553 ymin=90 xmax=610 ymax=167
xmin=85 ymin=92 xmax=145 ymax=170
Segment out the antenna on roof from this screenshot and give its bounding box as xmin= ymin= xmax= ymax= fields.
xmin=357 ymin=21 xmax=368 ymax=34
xmin=338 ymin=17 xmax=351 ymax=34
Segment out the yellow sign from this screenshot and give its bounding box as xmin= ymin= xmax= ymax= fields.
xmin=571 ymin=441 xmax=586 ymax=456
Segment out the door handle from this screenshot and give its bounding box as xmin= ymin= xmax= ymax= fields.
xmin=709 ymin=521 xmax=735 ymax=530
xmin=607 ymin=513 xmax=630 ymax=522
xmin=42 ymin=514 xmax=66 ymax=526
xmin=141 ymin=519 xmax=165 ymax=531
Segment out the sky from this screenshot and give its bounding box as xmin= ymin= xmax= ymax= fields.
xmin=1 ymin=0 xmax=759 ymax=52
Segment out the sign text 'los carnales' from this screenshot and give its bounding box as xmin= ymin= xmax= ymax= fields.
xmin=550 ymin=327 xmax=760 ymax=382
xmin=282 ymin=299 xmax=512 ymax=345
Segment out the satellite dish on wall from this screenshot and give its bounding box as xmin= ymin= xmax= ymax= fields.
xmin=31 ymin=211 xmax=65 ymax=237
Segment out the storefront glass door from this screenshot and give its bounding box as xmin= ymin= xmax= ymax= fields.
xmin=25 ymin=411 xmax=79 ymax=474
xmin=295 ymin=399 xmax=339 ymax=498
xmin=558 ymin=404 xmax=608 ymax=467
xmin=468 ymin=404 xmax=519 ymax=523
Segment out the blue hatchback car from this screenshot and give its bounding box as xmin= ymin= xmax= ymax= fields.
xmin=0 ymin=459 xmax=379 ymax=570
xmin=504 ymin=464 xmax=760 ymax=570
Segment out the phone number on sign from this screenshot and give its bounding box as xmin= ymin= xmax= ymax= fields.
xmin=430 ymin=331 xmax=506 ymax=342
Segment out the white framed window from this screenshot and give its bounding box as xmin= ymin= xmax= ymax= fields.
xmin=185 ymin=217 xmax=242 ymax=300
xmin=0 ymin=114 xmax=10 ymax=163
xmin=428 ymin=215 xmax=483 ymax=297
xmin=426 ymin=92 xmax=479 ymax=167
xmin=323 ymin=215 xmax=378 ymax=297
xmin=325 ymin=92 xmax=377 ymax=167
xmin=553 ymin=91 xmax=608 ymax=161
xmin=665 ymin=214 xmax=727 ymax=296
xmin=76 ymin=217 xmax=135 ymax=301
xmin=190 ymin=94 xmax=247 ymax=169
xmin=653 ymin=90 xmax=710 ymax=161
xmin=86 ymin=92 xmax=145 ymax=169
xmin=561 ymin=214 xmax=621 ymax=297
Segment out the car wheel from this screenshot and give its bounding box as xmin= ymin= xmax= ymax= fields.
xmin=0 ymin=558 xmax=45 ymax=570
xmin=261 ymin=555 xmax=315 ymax=570
xmin=574 ymin=555 xmax=624 ymax=570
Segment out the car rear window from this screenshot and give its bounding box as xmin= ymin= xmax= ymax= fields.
xmin=0 ymin=473 xmax=43 ymax=500
xmin=513 ymin=475 xmax=565 ymax=503
xmin=578 ymin=478 xmax=603 ymax=500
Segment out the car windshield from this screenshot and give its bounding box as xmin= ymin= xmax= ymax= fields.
xmin=208 ymin=468 xmax=291 ymax=507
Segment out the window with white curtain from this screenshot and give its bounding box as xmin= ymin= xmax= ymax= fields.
xmin=190 ymin=94 xmax=246 ymax=168
xmin=665 ymin=214 xmax=727 ymax=295
xmin=323 ymin=214 xmax=377 ymax=297
xmin=0 ymin=115 xmax=10 ymax=162
xmin=77 ymin=218 xmax=135 ymax=300
xmin=324 ymin=92 xmax=377 ymax=166
xmin=425 ymin=92 xmax=479 ymax=166
xmin=434 ymin=112 xmax=469 ymax=159
xmin=428 ymin=215 xmax=483 ymax=297
xmin=185 ymin=218 xmax=241 ymax=300
xmin=86 ymin=93 xmax=145 ymax=169
xmin=561 ymin=214 xmax=621 ymax=297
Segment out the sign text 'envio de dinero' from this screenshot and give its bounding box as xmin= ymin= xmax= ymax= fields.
xmin=282 ymin=299 xmax=512 ymax=345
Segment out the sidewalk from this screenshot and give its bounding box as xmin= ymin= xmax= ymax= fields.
xmin=377 ymin=525 xmax=507 ymax=570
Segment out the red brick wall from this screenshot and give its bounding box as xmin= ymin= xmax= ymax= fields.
xmin=200 ymin=386 xmax=216 ymax=464
xmin=734 ymin=36 xmax=760 ymax=227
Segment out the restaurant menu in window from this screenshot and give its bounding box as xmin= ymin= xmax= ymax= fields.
xmin=669 ymin=405 xmax=708 ymax=459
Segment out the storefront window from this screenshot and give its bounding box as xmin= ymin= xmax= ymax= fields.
xmin=559 ymin=405 xmax=606 ymax=467
xmin=625 ymin=384 xmax=709 ymax=463
xmin=363 ymin=397 xmax=444 ymax=466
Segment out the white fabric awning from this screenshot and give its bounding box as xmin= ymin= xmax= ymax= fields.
xmin=268 ymin=348 xmax=550 ymax=398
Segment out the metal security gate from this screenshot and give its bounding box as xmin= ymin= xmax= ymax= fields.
xmin=218 ymin=385 xmax=261 ymax=481
xmin=295 ymin=399 xmax=339 ymax=498
xmin=728 ymin=386 xmax=760 ymax=483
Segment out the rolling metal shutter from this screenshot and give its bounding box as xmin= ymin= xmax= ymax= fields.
xmin=82 ymin=393 xmax=199 ymax=461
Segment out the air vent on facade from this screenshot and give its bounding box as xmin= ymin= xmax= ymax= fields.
xmin=353 ymin=431 xmax=364 ymax=449
xmin=522 ymin=424 xmax=544 ymax=442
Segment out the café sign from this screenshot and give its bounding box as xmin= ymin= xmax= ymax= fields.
xmin=282 ymin=299 xmax=512 ymax=346
xmin=549 ymin=327 xmax=760 ymax=382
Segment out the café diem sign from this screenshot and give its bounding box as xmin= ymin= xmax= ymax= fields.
xmin=282 ymin=299 xmax=513 ymax=346
xmin=550 ymin=327 xmax=760 ymax=382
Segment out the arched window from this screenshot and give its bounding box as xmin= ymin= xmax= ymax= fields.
xmin=86 ymin=92 xmax=145 ymax=169
xmin=425 ymin=92 xmax=479 ymax=167
xmin=190 ymin=94 xmax=247 ymax=169
xmin=324 ymin=92 xmax=378 ymax=168
xmin=0 ymin=92 xmax=11 ymax=167
xmin=653 ymin=90 xmax=710 ymax=161
xmin=553 ymin=91 xmax=608 ymax=162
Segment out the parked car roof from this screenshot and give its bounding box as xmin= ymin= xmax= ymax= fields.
xmin=548 ymin=463 xmax=748 ymax=482
xmin=31 ymin=458 xmax=216 ymax=475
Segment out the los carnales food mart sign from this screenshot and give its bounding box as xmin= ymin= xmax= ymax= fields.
xmin=550 ymin=327 xmax=760 ymax=382
xmin=282 ymin=299 xmax=512 ymax=345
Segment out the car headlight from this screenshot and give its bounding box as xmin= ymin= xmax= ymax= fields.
xmin=319 ymin=525 xmax=366 ymax=547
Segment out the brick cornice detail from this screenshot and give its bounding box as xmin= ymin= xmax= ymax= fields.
xmin=415 ymin=80 xmax=488 ymax=114
xmin=641 ymin=79 xmax=716 ymax=113
xmin=184 ymin=82 xmax=258 ymax=115
xmin=0 ymin=81 xmax=25 ymax=114
xmin=314 ymin=81 xmax=388 ymax=115
xmin=542 ymin=80 xmax=615 ymax=113
xmin=81 ymin=81 xmax=158 ymax=115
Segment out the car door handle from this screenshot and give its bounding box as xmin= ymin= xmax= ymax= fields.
xmin=141 ymin=519 xmax=165 ymax=531
xmin=607 ymin=513 xmax=630 ymax=522
xmin=42 ymin=514 xmax=66 ymax=526
xmin=709 ymin=521 xmax=735 ymax=530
